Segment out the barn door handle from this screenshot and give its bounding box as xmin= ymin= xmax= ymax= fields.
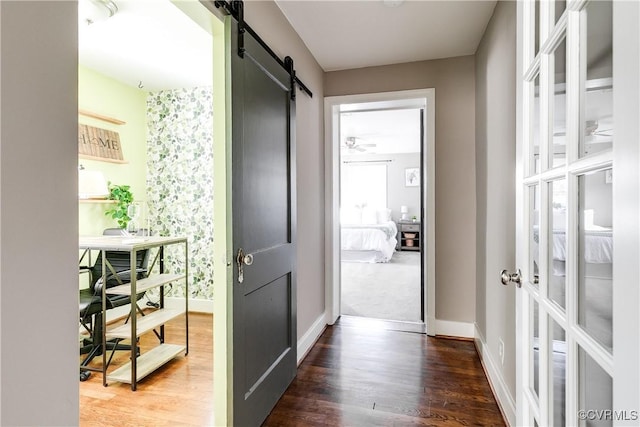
xmin=236 ymin=248 xmax=254 ymax=284
xmin=500 ymin=269 xmax=522 ymax=288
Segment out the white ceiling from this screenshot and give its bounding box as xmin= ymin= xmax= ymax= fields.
xmin=79 ymin=0 xmax=498 ymax=90
xmin=341 ymin=108 xmax=422 ymax=155
xmin=340 ymin=103 xmax=424 ymax=154
xmin=79 ymin=0 xmax=496 ymax=149
xmin=79 ymin=0 xmax=212 ymax=91
xmin=274 ymin=0 xmax=497 ymax=71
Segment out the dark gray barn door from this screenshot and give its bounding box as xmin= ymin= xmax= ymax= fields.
xmin=230 ymin=19 xmax=297 ymax=427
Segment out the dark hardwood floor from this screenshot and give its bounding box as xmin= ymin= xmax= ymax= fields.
xmin=264 ymin=316 xmax=506 ymax=426
xmin=80 ymin=314 xmax=504 ymax=426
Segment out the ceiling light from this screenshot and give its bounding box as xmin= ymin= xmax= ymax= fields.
xmin=79 ymin=0 xmax=118 ymax=26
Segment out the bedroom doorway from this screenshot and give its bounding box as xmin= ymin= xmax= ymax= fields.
xmin=325 ymin=89 xmax=435 ymax=335
xmin=339 ymin=108 xmax=422 ymax=325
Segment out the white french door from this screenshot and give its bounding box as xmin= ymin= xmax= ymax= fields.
xmin=514 ymin=1 xmax=640 ymax=426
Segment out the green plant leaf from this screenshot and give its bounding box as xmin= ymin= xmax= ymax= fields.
xmin=104 ymin=183 xmax=134 ymax=229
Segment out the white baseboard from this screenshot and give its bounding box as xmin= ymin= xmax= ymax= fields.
xmin=426 ymin=314 xmax=437 ymax=336
xmin=474 ymin=324 xmax=516 ymax=426
xmin=297 ymin=312 xmax=327 ymax=365
xmin=435 ymin=319 xmax=475 ymax=338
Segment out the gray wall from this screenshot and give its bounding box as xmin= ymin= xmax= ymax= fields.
xmin=326 ymin=57 xmax=477 ymax=323
xmin=341 ymin=152 xmax=421 ymax=221
xmin=245 ymin=1 xmax=326 ymax=339
xmin=0 ymin=1 xmax=79 ymax=424
xmin=475 ymin=0 xmax=517 ymax=399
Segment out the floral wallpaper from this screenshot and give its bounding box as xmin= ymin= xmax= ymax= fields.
xmin=146 ymin=87 xmax=214 ymax=300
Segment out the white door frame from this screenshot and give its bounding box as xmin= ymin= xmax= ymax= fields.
xmin=324 ymin=89 xmax=436 ymax=335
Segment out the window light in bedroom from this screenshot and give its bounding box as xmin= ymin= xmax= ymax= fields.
xmin=341 ymin=163 xmax=387 ymax=211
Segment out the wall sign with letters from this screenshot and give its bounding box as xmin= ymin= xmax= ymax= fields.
xmin=78 ymin=124 xmax=124 ymax=161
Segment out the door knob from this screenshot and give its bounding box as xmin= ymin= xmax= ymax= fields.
xmin=236 ymin=248 xmax=253 ymax=284
xmin=500 ymin=269 xmax=522 ymax=288
xmin=243 ymin=253 xmax=253 ymax=265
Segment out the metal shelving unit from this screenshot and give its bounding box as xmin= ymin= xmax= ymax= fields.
xmin=79 ymin=235 xmax=189 ymax=391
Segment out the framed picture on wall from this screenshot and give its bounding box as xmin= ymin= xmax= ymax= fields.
xmin=405 ymin=167 xmax=419 ymax=187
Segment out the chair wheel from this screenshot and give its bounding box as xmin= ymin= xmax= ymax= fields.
xmin=80 ymin=371 xmax=91 ymax=382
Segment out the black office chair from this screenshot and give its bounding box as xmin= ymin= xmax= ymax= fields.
xmin=79 ymin=228 xmax=151 ymax=381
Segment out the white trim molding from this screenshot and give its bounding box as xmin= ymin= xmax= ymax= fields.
xmin=434 ymin=319 xmax=475 ymax=338
xmin=474 ymin=324 xmax=516 ymax=426
xmin=297 ymin=313 xmax=327 ymax=365
xmin=324 ymin=89 xmax=436 ymax=335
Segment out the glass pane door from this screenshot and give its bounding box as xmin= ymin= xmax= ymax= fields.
xmin=517 ymin=1 xmax=619 ymax=425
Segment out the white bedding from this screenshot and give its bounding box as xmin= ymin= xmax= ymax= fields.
xmin=533 ymin=227 xmax=613 ymax=276
xmin=341 ymin=221 xmax=398 ymax=263
xmin=553 ymin=229 xmax=612 ymax=264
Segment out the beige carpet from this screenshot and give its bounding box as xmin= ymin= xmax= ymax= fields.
xmin=340 ymin=251 xmax=421 ymax=322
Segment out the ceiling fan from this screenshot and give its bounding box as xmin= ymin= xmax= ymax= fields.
xmin=553 ymin=120 xmax=613 ymax=139
xmin=341 ymin=136 xmax=377 ymax=152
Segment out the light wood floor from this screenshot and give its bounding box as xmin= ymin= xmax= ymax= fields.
xmin=79 ymin=312 xmax=214 ymax=427
xmin=81 ymin=314 xmax=504 ymax=427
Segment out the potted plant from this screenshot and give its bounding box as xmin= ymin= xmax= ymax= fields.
xmin=104 ymin=183 xmax=134 ymax=229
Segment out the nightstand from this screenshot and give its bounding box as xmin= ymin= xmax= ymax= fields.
xmin=397 ymin=221 xmax=421 ymax=251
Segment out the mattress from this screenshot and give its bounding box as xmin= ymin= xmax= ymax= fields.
xmin=341 ymin=221 xmax=398 ymax=263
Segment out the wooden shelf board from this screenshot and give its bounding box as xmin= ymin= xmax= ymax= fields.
xmin=79 ymin=109 xmax=126 ymax=125
xmin=108 ymin=273 xmax=186 ymax=295
xmin=107 ymin=309 xmax=185 ymax=339
xmin=107 ymin=344 xmax=185 ymax=384
xmin=79 ymin=154 xmax=129 ymax=164
xmin=79 ymin=199 xmax=116 ymax=204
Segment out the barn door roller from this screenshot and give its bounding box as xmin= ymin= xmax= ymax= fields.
xmin=213 ymin=0 xmax=313 ymax=99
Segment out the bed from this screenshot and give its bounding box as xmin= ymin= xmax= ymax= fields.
xmin=536 ymin=217 xmax=613 ymax=349
xmin=340 ymin=207 xmax=398 ymax=263
xmin=533 ymin=224 xmax=612 ymax=276
xmin=551 ymin=228 xmax=612 ymax=264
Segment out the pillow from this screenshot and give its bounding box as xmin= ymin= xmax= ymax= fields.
xmin=553 ymin=208 xmax=567 ymax=230
xmin=341 ymin=207 xmax=361 ymax=224
xmin=376 ymin=208 xmax=391 ymax=223
xmin=361 ymin=207 xmax=378 ymax=225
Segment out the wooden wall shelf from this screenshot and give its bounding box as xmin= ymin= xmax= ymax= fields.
xmin=79 ymin=199 xmax=116 ymax=204
xmin=79 ymin=109 xmax=126 ymax=125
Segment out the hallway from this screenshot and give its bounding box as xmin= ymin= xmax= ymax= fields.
xmin=264 ymin=317 xmax=505 ymax=426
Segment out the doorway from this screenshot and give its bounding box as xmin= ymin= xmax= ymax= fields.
xmin=325 ymin=89 xmax=435 ymax=335
xmin=77 ymin=0 xmax=216 ymax=421
xmin=339 ymin=107 xmax=423 ymax=325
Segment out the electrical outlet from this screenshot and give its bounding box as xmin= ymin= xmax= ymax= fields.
xmin=499 ymin=338 xmax=505 ymax=365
